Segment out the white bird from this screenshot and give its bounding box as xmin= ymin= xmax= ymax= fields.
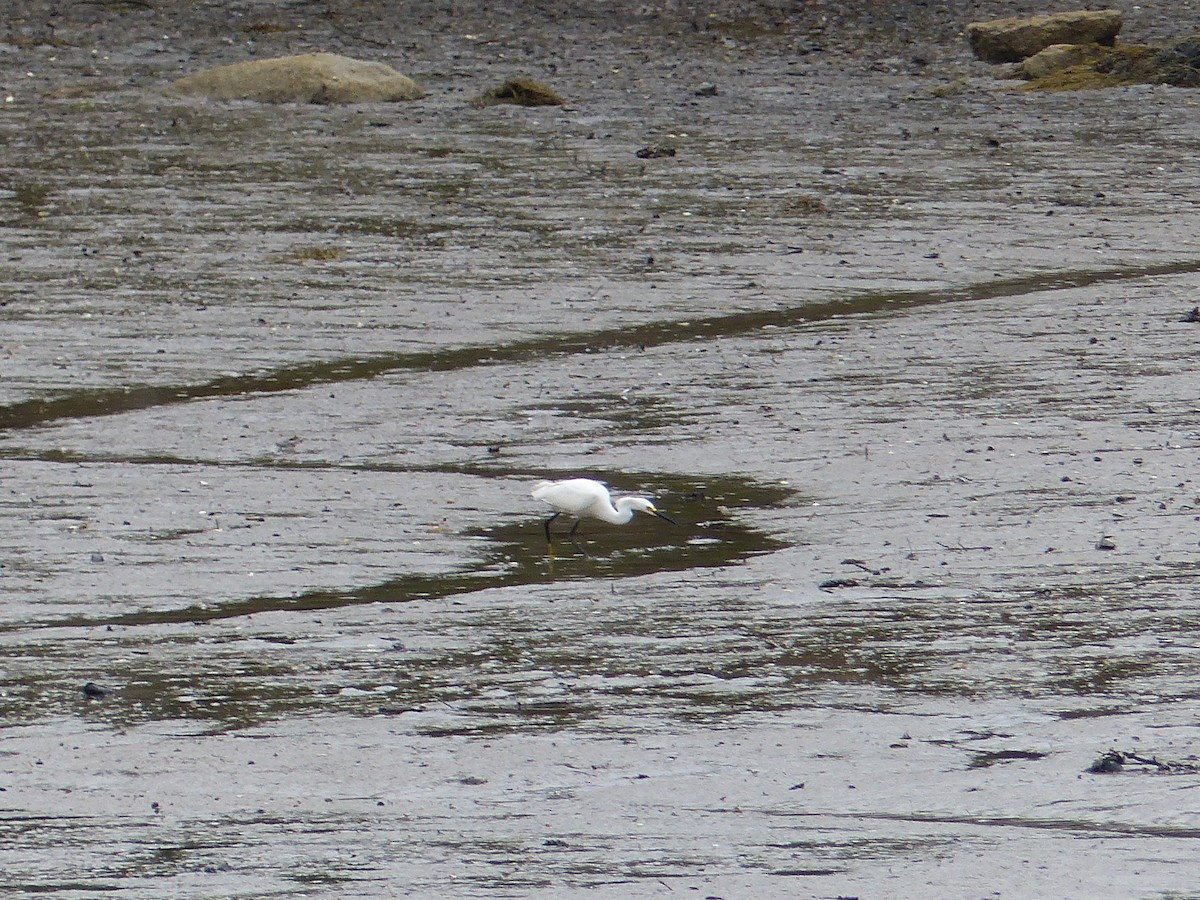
xmin=531 ymin=478 xmax=676 ymax=542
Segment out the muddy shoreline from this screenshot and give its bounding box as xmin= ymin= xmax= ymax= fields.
xmin=4 ymin=2 xmax=1200 ymax=897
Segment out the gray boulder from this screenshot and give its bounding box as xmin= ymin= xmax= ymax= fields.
xmin=171 ymin=52 xmax=424 ymax=104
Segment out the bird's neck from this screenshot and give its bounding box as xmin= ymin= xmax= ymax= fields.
xmin=602 ymin=499 xmax=636 ymax=525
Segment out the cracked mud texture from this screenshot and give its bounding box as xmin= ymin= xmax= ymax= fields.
xmin=3 ymin=1 xmax=1200 ymax=897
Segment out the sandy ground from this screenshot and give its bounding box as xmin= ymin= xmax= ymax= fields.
xmin=4 ymin=2 xmax=1200 ymax=898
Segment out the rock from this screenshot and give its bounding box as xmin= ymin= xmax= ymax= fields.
xmin=472 ymin=77 xmax=565 ymax=107
xmin=1016 ymin=43 xmax=1106 ymax=80
xmin=170 ymin=52 xmax=424 ymax=104
xmin=695 ymin=82 xmax=719 ymax=96
xmin=1146 ymin=38 xmax=1200 ymax=87
xmin=1024 ymin=38 xmax=1200 ymax=91
xmin=965 ymin=10 xmax=1123 ymax=64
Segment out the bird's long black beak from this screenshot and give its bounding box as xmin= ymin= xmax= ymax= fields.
xmin=652 ymin=509 xmax=677 ymax=526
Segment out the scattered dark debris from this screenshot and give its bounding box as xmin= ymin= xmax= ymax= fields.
xmin=769 ymin=867 xmax=844 ymax=877
xmin=818 ymin=578 xmax=860 ymax=590
xmin=378 ymin=705 xmax=424 ymax=715
xmin=242 ymin=20 xmax=289 ymax=35
xmin=1181 ymin=306 xmax=1200 ymax=323
xmin=1088 ymin=750 xmax=1200 ymax=774
xmin=636 ymin=145 xmax=676 ymax=159
xmin=1088 ymin=750 xmax=1124 ymax=773
xmin=784 ymin=195 xmax=827 ymax=214
xmin=969 ymin=748 xmax=1048 ymax=768
xmin=543 ymin=838 xmax=569 ymax=847
xmin=936 ymin=541 xmax=993 ymax=552
xmin=927 ymin=729 xmax=1014 ymax=747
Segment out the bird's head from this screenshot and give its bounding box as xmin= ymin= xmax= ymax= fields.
xmin=621 ymin=496 xmax=677 ymax=525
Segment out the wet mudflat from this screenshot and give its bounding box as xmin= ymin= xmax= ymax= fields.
xmin=3 ymin=2 xmax=1200 ymax=897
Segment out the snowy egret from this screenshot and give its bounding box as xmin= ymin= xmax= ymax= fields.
xmin=531 ymin=478 xmax=676 ymax=542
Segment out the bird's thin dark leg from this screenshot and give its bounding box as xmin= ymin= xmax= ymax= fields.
xmin=568 ymin=518 xmax=581 ymax=537
xmin=543 ymin=513 xmax=559 ymax=542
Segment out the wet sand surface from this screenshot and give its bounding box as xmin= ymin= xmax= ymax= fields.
xmin=3 ymin=2 xmax=1200 ymax=896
